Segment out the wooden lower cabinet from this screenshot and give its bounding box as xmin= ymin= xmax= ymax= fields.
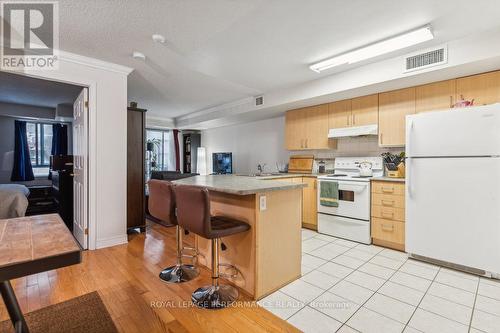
xmin=371 ymin=218 xmax=405 ymax=251
xmin=266 ymin=177 xmax=317 ymax=230
xmin=301 ymin=177 xmax=317 ymax=230
xmin=371 ymin=180 xmax=405 ymax=251
xmin=371 ymin=193 xmax=405 ymax=209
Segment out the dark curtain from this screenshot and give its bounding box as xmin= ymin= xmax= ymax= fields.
xmin=51 ymin=124 xmax=68 ymax=156
xmin=11 ymin=120 xmax=34 ymax=181
xmin=173 ymin=129 xmax=180 ymax=172
xmin=48 ymin=124 xmax=68 ymax=179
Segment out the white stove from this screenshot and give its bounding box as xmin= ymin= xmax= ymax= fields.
xmin=317 ymin=157 xmax=383 ymax=244
xmin=317 ymin=157 xmax=384 ymax=182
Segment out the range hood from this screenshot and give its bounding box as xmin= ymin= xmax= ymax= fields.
xmin=328 ymin=124 xmax=378 ymax=138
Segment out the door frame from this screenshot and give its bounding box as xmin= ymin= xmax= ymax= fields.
xmin=2 ymin=70 xmax=98 ymax=250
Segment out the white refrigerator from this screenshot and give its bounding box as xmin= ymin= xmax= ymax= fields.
xmin=406 ymin=104 xmax=500 ymax=277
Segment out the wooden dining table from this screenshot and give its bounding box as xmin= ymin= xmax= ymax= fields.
xmin=0 ymin=214 xmax=82 ymax=333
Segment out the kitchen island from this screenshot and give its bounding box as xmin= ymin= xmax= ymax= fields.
xmin=173 ymin=175 xmax=305 ymax=300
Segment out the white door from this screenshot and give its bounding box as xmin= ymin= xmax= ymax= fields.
xmin=406 ymin=156 xmax=500 ymax=274
xmin=73 ymin=88 xmax=88 ymax=249
xmin=406 ymin=104 xmax=500 ymax=158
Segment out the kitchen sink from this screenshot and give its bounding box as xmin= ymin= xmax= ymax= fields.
xmin=236 ymin=173 xmax=283 ymax=177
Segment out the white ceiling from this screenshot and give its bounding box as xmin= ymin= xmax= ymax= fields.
xmin=0 ymin=71 xmax=82 ymax=108
xmin=57 ymin=0 xmax=500 ymax=119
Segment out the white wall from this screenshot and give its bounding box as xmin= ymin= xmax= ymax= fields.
xmin=18 ymin=51 xmax=132 ymax=249
xmin=202 ymin=116 xmax=290 ymax=174
xmin=202 ymin=116 xmax=403 ymax=173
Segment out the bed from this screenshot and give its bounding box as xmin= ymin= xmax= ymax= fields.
xmin=0 ymin=184 xmax=30 ymax=219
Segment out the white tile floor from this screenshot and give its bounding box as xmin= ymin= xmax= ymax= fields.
xmin=258 ymin=228 xmax=500 ymax=333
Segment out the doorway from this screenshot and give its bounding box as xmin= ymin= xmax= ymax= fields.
xmin=0 ymin=71 xmax=89 ymax=248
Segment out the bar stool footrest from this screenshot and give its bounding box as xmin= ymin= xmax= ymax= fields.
xmin=181 ymin=247 xmax=199 ymax=266
xmin=218 ymin=263 xmax=242 ymax=279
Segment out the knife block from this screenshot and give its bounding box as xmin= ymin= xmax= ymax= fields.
xmin=386 ymin=163 xmax=405 ymax=178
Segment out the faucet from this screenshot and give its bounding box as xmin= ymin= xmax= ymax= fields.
xmin=257 ymin=163 xmax=266 ymax=174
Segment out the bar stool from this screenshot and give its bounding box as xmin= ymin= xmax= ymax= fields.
xmin=148 ymin=180 xmax=199 ymax=283
xmin=173 ymin=185 xmax=250 ymax=309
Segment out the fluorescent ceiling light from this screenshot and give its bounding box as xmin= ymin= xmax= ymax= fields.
xmin=310 ymin=25 xmax=434 ymax=73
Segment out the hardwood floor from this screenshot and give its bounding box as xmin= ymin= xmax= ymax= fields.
xmin=0 ymin=220 xmax=299 ymax=332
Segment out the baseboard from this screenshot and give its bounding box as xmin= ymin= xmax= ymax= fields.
xmin=96 ymin=234 xmax=128 ymax=249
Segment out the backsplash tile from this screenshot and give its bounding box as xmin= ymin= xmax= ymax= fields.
xmin=296 ymin=136 xmax=403 ymax=159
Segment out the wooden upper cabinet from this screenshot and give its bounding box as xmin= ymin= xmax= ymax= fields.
xmin=351 ymin=94 xmax=378 ymax=126
xmin=416 ymin=79 xmax=455 ymax=113
xmin=286 ymin=70 xmax=500 ymax=150
xmin=306 ymin=104 xmax=335 ymax=150
xmin=378 ymin=87 xmax=416 ymax=147
xmin=328 ymin=99 xmax=352 ymax=129
xmin=456 ymin=71 xmax=500 ymax=106
xmin=285 ymin=108 xmax=306 ymax=150
xmin=285 ymin=106 xmax=335 ymax=150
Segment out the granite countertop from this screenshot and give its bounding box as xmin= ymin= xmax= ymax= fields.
xmin=172 ymin=175 xmax=307 ymax=195
xmin=371 ymin=176 xmax=405 ymax=183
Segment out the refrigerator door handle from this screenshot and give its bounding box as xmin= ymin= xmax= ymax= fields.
xmin=407 ymin=157 xmax=412 ymax=198
xmin=406 ymin=119 xmax=414 ymax=198
xmin=407 ymin=119 xmax=414 ymax=157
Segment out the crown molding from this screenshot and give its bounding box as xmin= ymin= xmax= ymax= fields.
xmin=146 ymin=114 xmax=175 ymax=129
xmin=175 ymin=96 xmax=255 ymax=122
xmin=58 ymin=50 xmax=134 ymax=75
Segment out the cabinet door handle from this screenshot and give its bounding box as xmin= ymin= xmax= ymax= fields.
xmin=381 ymin=224 xmax=394 ymax=231
xmin=450 ymin=95 xmax=453 ymax=108
xmin=381 ymin=199 xmax=395 ymax=206
xmin=381 ymin=187 xmax=394 ymax=193
xmin=347 ymin=115 xmax=350 ymax=126
xmin=352 ymin=114 xmax=355 ymax=125
xmin=381 ymin=211 xmax=394 ymax=219
xmin=305 ymin=139 xmax=308 ymax=148
xmin=380 ymin=133 xmax=383 ymax=145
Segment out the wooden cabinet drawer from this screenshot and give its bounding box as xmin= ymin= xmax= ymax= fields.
xmin=372 ymin=181 xmax=405 ymax=196
xmin=372 ymin=193 xmax=405 ymax=208
xmin=371 ymin=206 xmax=405 ymax=222
xmin=371 ymin=218 xmax=405 ymax=245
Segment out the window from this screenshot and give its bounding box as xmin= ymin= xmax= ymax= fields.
xmin=26 ymin=122 xmax=54 ymax=167
xmin=146 ymin=129 xmax=171 ymax=171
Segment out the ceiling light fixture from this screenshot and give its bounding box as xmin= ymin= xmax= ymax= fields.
xmin=132 ymin=51 xmax=146 ymax=60
xmin=152 ymin=34 xmax=166 ymax=44
xmin=310 ymin=25 xmax=434 ymax=73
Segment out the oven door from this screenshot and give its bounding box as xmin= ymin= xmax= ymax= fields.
xmin=317 ymin=179 xmax=370 ymax=220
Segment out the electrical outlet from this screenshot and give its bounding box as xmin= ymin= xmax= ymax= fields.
xmin=259 ymin=195 xmax=267 ymax=211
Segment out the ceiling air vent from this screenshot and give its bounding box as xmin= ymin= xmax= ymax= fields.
xmin=404 ymin=45 xmax=447 ymax=73
xmin=255 ymin=96 xmax=264 ymax=106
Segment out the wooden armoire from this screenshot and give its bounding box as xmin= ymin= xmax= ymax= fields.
xmin=127 ymin=102 xmax=146 ymax=232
